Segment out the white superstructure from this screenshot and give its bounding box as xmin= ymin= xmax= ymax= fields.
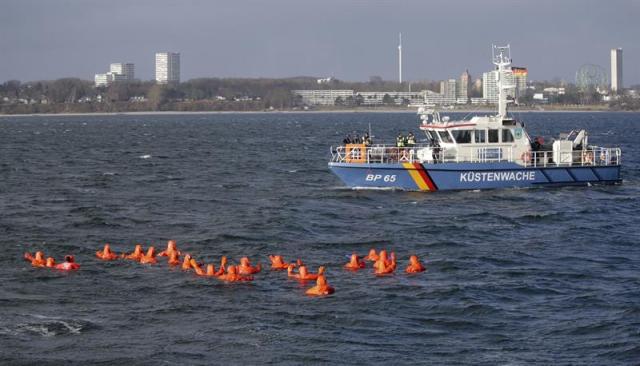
xmin=155 ymin=52 xmax=180 ymax=84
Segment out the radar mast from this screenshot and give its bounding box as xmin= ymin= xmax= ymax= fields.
xmin=492 ymin=45 xmax=515 ymax=119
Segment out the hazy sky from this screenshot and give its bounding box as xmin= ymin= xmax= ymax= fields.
xmin=1 ymin=0 xmax=638 ymax=84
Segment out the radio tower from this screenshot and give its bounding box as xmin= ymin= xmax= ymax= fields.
xmin=398 ymin=33 xmax=403 ymax=84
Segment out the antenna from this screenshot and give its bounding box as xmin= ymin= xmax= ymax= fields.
xmin=398 ymin=33 xmax=402 ymax=84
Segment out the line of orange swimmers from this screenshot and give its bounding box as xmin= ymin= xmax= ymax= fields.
xmin=25 ymin=240 xmax=427 ymax=297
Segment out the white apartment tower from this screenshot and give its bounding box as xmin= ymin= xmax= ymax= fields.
xmin=155 ymin=52 xmax=180 ymax=84
xmin=110 ymin=63 xmax=135 ymax=80
xmin=611 ymin=48 xmax=623 ymax=93
xmin=439 ymin=79 xmax=457 ymax=104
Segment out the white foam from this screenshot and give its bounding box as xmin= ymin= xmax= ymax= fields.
xmin=139 ymin=154 xmax=152 ymax=159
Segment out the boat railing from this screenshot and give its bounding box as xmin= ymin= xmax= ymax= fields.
xmin=330 ymin=144 xmax=621 ymax=167
xmin=523 ymin=147 xmax=621 ymax=168
xmin=330 ymin=144 xmax=513 ymax=164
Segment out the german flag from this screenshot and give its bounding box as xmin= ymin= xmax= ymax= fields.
xmin=402 ymin=162 xmax=437 ymax=191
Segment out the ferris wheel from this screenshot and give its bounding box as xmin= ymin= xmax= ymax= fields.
xmin=575 ymin=64 xmax=608 ymax=91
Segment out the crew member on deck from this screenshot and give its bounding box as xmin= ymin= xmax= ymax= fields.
xmin=407 ymin=132 xmax=416 ymax=147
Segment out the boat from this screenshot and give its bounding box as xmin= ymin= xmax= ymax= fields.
xmin=328 ymin=45 xmax=622 ymax=191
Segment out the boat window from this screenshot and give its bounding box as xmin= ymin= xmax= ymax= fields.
xmin=502 ymin=129 xmax=514 ymax=142
xmin=451 ymin=130 xmax=471 ymax=144
xmin=474 ymin=130 xmax=486 ymax=143
xmin=488 ymin=129 xmax=499 ymax=143
xmin=437 ymin=130 xmax=453 ymax=143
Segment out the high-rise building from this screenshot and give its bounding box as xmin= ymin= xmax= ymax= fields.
xmin=94 ymin=62 xmax=135 ymax=87
xmin=440 ymin=79 xmax=457 ymax=104
xmin=94 ymin=73 xmax=112 ymax=87
xmin=110 ymin=63 xmax=135 ymax=80
xmin=483 ymin=71 xmax=498 ymax=103
xmin=457 ymin=69 xmax=470 ymax=100
xmin=483 ymin=69 xmax=519 ymax=104
xmin=611 ymin=48 xmax=623 ymax=93
xmin=155 ymin=52 xmax=180 ymax=84
xmin=511 ymin=67 xmax=528 ymax=98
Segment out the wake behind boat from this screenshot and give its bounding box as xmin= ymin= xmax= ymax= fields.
xmin=328 ymin=45 xmax=622 ymax=191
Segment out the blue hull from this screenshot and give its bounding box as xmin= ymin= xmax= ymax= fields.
xmin=328 ymin=162 xmax=622 ymax=191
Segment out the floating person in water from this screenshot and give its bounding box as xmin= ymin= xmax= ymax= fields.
xmin=405 ymin=255 xmax=426 ymax=273
xmin=159 ymin=240 xmax=180 ymax=257
xmin=216 ymin=265 xmax=253 ymax=282
xmin=287 ymin=264 xmax=325 ymax=281
xmin=189 ymin=258 xmax=206 ymax=276
xmin=206 ymin=262 xmax=226 ymax=277
xmin=306 ymin=274 xmax=335 ymax=297
xmin=45 ymin=257 xmax=56 ymax=268
xmin=24 ymin=251 xmax=47 ymax=267
xmin=344 ymin=253 xmax=366 ymax=270
xmin=269 ymin=255 xmax=290 ymax=270
xmin=96 ymin=244 xmax=119 ymax=261
xmin=122 ymin=244 xmax=144 ymax=261
xmin=373 ymin=250 xmax=396 ymax=275
xmin=181 ymin=254 xmax=193 ymax=271
xmin=364 ymin=249 xmax=379 ymax=262
xmin=167 ymin=251 xmax=181 ymax=266
xmin=139 ymin=247 xmax=157 ymax=264
xmin=54 ymin=255 xmax=80 ymax=271
xmin=238 ymin=257 xmax=261 ymax=275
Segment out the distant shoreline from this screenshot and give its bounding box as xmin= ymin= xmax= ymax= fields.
xmin=0 ymin=108 xmax=633 ymax=118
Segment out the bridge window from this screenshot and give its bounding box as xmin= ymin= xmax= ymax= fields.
xmin=474 ymin=130 xmax=486 ymax=143
xmin=438 ymin=130 xmax=453 ymax=143
xmin=488 ymin=129 xmax=499 ymax=143
xmin=451 ymin=130 xmax=471 ymax=143
xmin=502 ymin=129 xmax=514 ymax=142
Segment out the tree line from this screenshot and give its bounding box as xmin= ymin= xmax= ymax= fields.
xmin=1 ymin=76 xmax=637 ymax=114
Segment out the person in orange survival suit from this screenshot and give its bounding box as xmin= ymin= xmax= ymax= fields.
xmin=364 ymin=249 xmax=379 ymax=262
xmin=139 ymin=247 xmax=157 ymax=264
xmin=54 ymin=255 xmax=80 ymax=271
xmin=344 ymin=253 xmax=366 ymax=271
xmin=122 ymin=244 xmax=144 ymax=261
xmin=268 ymin=255 xmax=292 ymax=270
xmin=205 ymin=256 xmax=227 ymax=277
xmin=373 ymin=250 xmax=396 ymax=276
xmin=189 ymin=258 xmax=206 ymax=276
xmin=24 ymin=251 xmax=47 ymax=267
xmin=158 ymin=240 xmax=181 ymax=257
xmin=216 ymin=265 xmax=253 ymax=282
xmin=405 ymin=255 xmax=426 ymax=273
xmin=167 ymin=251 xmax=181 ymax=266
xmin=306 ymin=274 xmax=335 ymax=296
xmin=45 ymin=257 xmax=56 ymax=268
xmin=238 ymin=257 xmax=261 ymax=275
xmin=181 ymin=254 xmax=193 ymax=270
xmin=287 ymin=264 xmax=325 ymax=281
xmin=96 ymin=244 xmax=119 ymax=261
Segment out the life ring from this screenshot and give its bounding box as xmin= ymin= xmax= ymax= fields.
xmin=521 ymin=151 xmax=531 ymax=163
xmin=582 ymin=151 xmax=593 ymax=164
